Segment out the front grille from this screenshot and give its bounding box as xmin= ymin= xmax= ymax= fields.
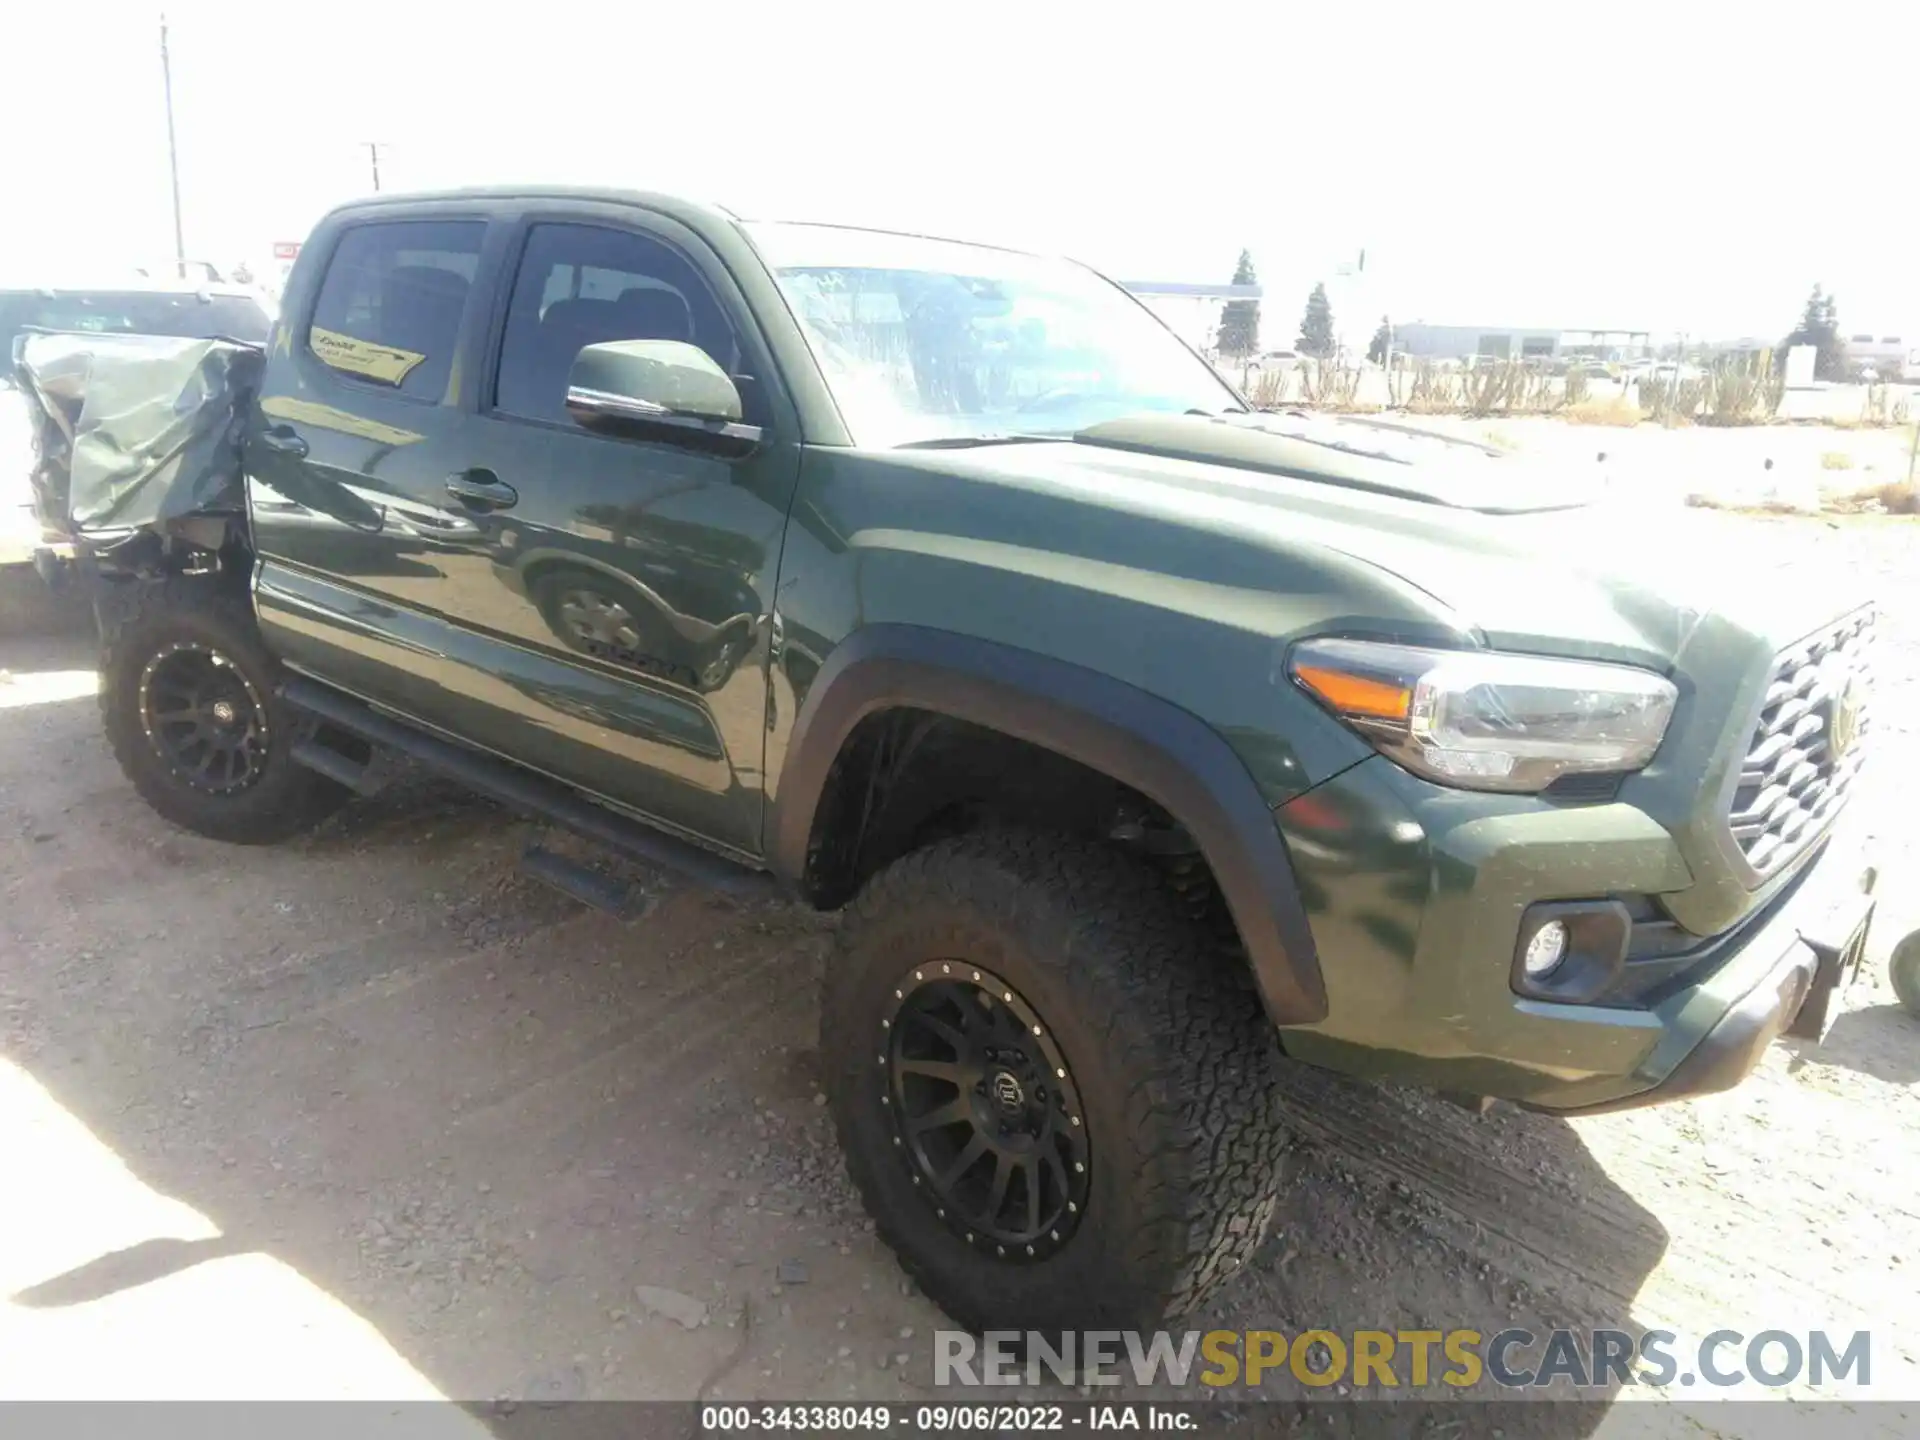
xmin=1726 ymin=607 xmax=1874 ymax=877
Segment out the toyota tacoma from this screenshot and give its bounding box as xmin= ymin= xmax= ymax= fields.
xmin=14 ymin=187 xmax=1877 ymax=1334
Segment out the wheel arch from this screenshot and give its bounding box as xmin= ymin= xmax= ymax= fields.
xmin=768 ymin=623 xmax=1327 ymax=1025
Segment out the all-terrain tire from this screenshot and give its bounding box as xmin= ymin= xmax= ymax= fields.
xmin=823 ymin=829 xmax=1291 ymax=1333
xmin=1890 ymin=931 xmax=1920 ymax=1019
xmin=97 ymin=577 xmax=347 ymax=843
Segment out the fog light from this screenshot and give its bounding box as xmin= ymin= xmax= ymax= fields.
xmin=1522 ymin=920 xmax=1570 ymax=979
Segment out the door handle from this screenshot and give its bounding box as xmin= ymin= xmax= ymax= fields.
xmin=444 ymin=470 xmax=518 ymax=511
xmin=258 ymin=425 xmax=308 ymax=458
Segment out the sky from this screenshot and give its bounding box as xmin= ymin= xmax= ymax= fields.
xmin=7 ymin=0 xmax=1916 ymax=345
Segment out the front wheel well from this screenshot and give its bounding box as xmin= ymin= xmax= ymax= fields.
xmin=800 ymin=708 xmax=1241 ymax=949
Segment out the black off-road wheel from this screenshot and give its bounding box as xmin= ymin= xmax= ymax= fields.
xmin=824 ymin=830 xmax=1291 ymax=1333
xmin=98 ymin=578 xmax=347 ymax=844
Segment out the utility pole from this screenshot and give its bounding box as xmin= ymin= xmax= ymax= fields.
xmin=160 ymin=13 xmax=186 ymax=278
xmin=366 ymin=141 xmax=384 ymax=192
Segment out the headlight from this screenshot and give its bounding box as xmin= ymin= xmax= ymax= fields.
xmin=1289 ymin=638 xmax=1677 ymax=793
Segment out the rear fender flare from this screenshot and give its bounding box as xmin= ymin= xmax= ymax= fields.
xmin=768 ymin=624 xmax=1327 ymax=1024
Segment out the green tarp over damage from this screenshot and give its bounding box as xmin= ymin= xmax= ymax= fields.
xmin=12 ymin=331 xmax=262 ymax=537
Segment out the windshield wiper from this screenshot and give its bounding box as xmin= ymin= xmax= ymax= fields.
xmin=894 ymin=433 xmax=1070 ymax=450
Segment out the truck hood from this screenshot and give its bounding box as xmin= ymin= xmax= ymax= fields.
xmin=961 ymin=412 xmax=1867 ymax=668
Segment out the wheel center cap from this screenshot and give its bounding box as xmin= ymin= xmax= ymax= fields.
xmin=989 ymin=1068 xmax=1025 ymax=1115
xmin=211 ymin=699 xmax=238 ymax=725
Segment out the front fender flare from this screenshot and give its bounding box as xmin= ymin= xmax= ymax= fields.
xmin=768 ymin=624 xmax=1327 ymax=1025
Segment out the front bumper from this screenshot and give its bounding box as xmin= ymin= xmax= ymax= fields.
xmin=1549 ymin=870 xmax=1873 ymax=1113
xmin=1273 ymin=756 xmax=1877 ymax=1112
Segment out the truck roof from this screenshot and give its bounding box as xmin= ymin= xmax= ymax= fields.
xmin=324 ymin=184 xmax=742 ymax=225
xmin=318 ymin=187 xmax=1044 ymax=260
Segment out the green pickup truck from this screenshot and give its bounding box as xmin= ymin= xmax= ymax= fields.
xmin=29 ymin=187 xmax=1877 ymax=1334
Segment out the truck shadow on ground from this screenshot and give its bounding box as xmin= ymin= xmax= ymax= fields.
xmin=0 ymin=655 xmax=1665 ymax=1435
xmin=1202 ymin=1065 xmax=1669 ymax=1419
xmin=1784 ymin=1004 xmax=1920 ymax=1088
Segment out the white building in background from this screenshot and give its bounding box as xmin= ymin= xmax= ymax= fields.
xmin=1841 ymin=330 xmax=1915 ymax=379
xmin=1711 ymin=329 xmax=1917 ymax=381
xmin=1393 ymin=323 xmax=1652 ymax=362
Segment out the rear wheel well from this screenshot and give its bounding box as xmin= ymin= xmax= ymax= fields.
xmin=801 ymin=708 xmax=1242 ymax=951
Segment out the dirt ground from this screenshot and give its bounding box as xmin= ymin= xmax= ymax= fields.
xmin=1 ymin=513 xmax=1916 ymax=1435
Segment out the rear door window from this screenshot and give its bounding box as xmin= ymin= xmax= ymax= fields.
xmin=306 ymin=221 xmax=484 ymax=401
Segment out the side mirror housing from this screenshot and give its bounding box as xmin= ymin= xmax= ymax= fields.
xmin=564 ymin=340 xmax=761 ymax=457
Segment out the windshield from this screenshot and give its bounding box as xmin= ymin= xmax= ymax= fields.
xmin=748 ymin=223 xmax=1242 ymax=447
xmin=2 ymin=289 xmax=272 ymax=370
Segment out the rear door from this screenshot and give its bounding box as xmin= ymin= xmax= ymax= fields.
xmin=249 ymin=206 xmax=500 ymax=720
xmin=249 ymin=200 xmax=803 ymax=857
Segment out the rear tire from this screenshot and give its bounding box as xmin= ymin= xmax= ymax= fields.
xmin=823 ymin=829 xmax=1290 ymax=1333
xmin=97 ymin=577 xmax=347 ymax=843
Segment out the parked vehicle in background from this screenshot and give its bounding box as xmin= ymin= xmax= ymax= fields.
xmin=0 ymin=383 xmax=43 ymax=628
xmin=1 ymin=277 xmax=273 ymax=355
xmin=1626 ymin=359 xmax=1704 ymax=384
xmin=2 ymin=276 xmax=273 ymax=630
xmin=16 ymin=187 xmax=1880 ymax=1336
xmin=1243 ymin=347 xmax=1299 ymax=373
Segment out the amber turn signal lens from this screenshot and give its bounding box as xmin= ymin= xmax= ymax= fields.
xmin=1291 ymin=664 xmax=1412 ymax=721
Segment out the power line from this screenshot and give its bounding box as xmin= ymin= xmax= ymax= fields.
xmin=159 ymin=12 xmax=186 ymax=277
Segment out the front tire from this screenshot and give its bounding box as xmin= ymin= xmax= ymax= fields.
xmin=98 ymin=577 xmax=347 ymax=844
xmin=824 ymin=830 xmax=1290 ymax=1333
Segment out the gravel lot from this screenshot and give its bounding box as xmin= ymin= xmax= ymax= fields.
xmin=2 ymin=512 xmax=1917 ymax=1434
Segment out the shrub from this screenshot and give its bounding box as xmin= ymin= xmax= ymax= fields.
xmin=1563 ymin=396 xmax=1645 ymax=426
xmin=1406 ymin=360 xmax=1461 ymax=414
xmin=1639 ymin=374 xmax=1706 ymax=422
xmin=1877 ymin=480 xmax=1920 ymax=513
xmin=1456 ymin=358 xmax=1559 ymax=416
xmin=1698 ymin=352 xmax=1783 ymax=426
xmin=1295 ymin=358 xmax=1365 ymax=410
xmin=1243 ymin=366 xmax=1294 ymax=409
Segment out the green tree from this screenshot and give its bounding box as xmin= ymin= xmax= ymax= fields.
xmin=1215 ymin=250 xmax=1261 ymax=358
xmin=1366 ymin=316 xmax=1391 ymax=365
xmin=1783 ymin=284 xmax=1845 ymax=380
xmin=1297 ymin=282 xmax=1336 ymax=358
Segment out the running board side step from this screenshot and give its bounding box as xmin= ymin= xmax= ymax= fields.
xmin=289 ymin=736 xmax=388 ymax=796
xmin=280 ymin=676 xmax=778 ymax=904
xmin=520 ymin=844 xmax=653 ymax=920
